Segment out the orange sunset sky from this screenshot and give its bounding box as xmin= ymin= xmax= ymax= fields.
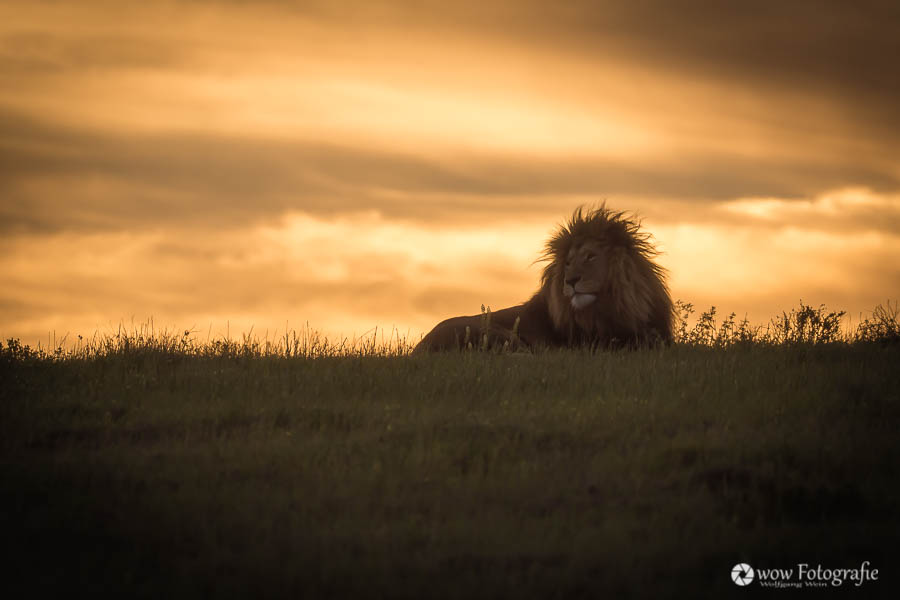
xmin=1 ymin=0 xmax=898 ymax=346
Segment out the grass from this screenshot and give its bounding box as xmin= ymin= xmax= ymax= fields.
xmin=1 ymin=302 xmax=899 ymax=598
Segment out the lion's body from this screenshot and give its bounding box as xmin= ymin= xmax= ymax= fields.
xmin=414 ymin=206 xmax=673 ymax=352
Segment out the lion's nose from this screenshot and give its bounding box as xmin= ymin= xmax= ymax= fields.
xmin=566 ymin=276 xmax=581 ymax=286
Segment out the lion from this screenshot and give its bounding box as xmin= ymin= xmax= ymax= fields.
xmin=414 ymin=205 xmax=673 ymax=352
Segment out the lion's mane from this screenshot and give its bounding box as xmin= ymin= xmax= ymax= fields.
xmin=414 ymin=205 xmax=673 ymax=351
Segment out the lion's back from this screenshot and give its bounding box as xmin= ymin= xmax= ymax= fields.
xmin=413 ymin=314 xmax=484 ymax=353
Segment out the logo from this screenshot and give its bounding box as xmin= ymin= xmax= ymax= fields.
xmin=732 ymin=563 xmax=755 ymax=586
xmin=728 ymin=561 xmax=878 ymax=589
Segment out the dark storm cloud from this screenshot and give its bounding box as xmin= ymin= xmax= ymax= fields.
xmin=2 ymin=109 xmax=898 ymax=234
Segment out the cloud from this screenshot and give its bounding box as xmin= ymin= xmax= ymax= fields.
xmin=0 ymin=30 xmax=186 ymax=74
xmin=719 ymin=188 xmax=900 ymax=233
xmin=0 ymin=212 xmax=545 ymax=344
xmin=194 ymin=0 xmax=900 ymax=135
xmin=3 ymin=109 xmax=899 ymax=236
xmin=352 ymin=1 xmax=900 ymax=124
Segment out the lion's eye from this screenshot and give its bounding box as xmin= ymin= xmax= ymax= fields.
xmin=586 ymin=253 xmax=596 ymax=262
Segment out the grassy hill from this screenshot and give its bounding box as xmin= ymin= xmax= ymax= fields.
xmin=2 ymin=303 xmax=898 ymax=598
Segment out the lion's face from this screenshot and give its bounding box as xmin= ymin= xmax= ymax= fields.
xmin=561 ymin=239 xmax=606 ymax=311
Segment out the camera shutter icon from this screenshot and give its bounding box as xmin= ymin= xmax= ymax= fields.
xmin=731 ymin=563 xmax=754 ymax=586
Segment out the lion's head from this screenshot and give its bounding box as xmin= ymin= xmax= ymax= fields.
xmin=540 ymin=205 xmax=673 ymax=347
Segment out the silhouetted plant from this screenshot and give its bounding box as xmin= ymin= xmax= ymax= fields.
xmin=674 ymin=304 xmax=761 ymax=347
xmin=855 ymin=301 xmax=900 ymax=344
xmin=768 ymin=301 xmax=845 ymax=344
xmin=673 ymin=300 xmax=694 ymax=343
xmin=1 ymin=338 xmax=38 ymax=362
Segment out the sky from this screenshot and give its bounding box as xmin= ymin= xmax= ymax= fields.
xmin=1 ymin=0 xmax=899 ymax=346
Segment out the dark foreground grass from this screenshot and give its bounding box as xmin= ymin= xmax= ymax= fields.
xmin=2 ymin=336 xmax=899 ymax=598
